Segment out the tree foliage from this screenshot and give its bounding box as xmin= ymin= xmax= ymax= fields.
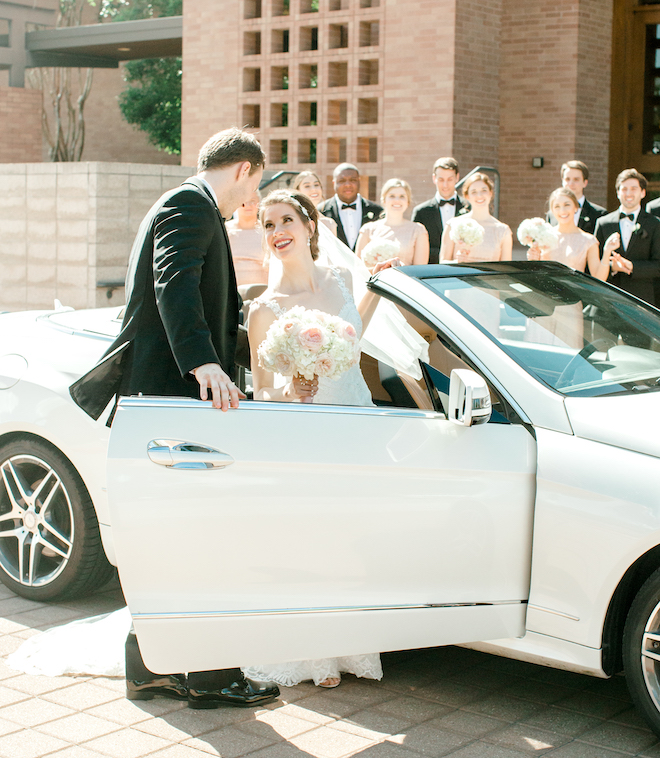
xmin=102 ymin=0 xmax=183 ymax=155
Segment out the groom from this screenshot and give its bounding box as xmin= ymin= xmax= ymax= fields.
xmin=70 ymin=127 xmax=280 ymax=709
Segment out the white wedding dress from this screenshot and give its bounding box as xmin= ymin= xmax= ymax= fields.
xmin=246 ymin=265 xmax=382 ymax=687
xmin=254 ymin=266 xmax=374 ymax=407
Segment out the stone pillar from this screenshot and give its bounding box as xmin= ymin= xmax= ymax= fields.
xmin=498 ymin=0 xmax=613 ymax=229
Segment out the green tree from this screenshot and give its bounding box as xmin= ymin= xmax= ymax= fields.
xmin=102 ymin=0 xmax=182 ymax=155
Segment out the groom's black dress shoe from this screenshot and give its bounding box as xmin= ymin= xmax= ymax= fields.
xmin=126 ymin=674 xmax=188 ymax=702
xmin=188 ymin=676 xmax=280 ymax=709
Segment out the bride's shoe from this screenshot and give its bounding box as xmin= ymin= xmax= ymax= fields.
xmin=318 ymin=676 xmax=341 ymax=688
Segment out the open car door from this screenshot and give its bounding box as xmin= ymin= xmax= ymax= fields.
xmin=107 ymin=388 xmax=536 ymax=674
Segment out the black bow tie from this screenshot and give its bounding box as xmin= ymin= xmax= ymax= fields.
xmin=439 ymin=198 xmax=455 ymax=207
xmin=620 ymin=212 xmax=635 ymax=222
xmin=341 ymin=203 xmax=357 ymax=211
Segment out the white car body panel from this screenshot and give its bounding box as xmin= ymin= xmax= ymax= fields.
xmin=108 ymin=397 xmax=536 ymax=673
xmin=526 ymin=428 xmax=660 ymax=650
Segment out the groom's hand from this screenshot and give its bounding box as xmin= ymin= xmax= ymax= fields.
xmin=192 ymin=363 xmax=245 ymax=411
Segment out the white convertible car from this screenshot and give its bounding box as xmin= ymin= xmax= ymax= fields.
xmin=2 ymin=261 xmax=660 ymax=732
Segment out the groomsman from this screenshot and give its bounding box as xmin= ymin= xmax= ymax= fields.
xmin=411 ymin=157 xmax=464 ymax=264
xmin=318 ymin=163 xmax=383 ymax=250
xmin=547 ymin=161 xmax=606 ymax=235
xmin=595 ymin=168 xmax=660 ymax=306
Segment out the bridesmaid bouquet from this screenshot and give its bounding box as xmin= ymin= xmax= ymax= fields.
xmin=449 ymin=217 xmax=485 ymax=247
xmin=257 ymin=306 xmax=361 ymax=383
xmin=517 ymin=218 xmax=558 ymax=250
xmin=361 ymin=238 xmax=400 ymax=269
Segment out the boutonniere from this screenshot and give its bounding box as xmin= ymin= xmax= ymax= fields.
xmin=632 ymin=223 xmax=648 ymax=240
xmin=366 ymin=211 xmax=374 ymax=220
xmin=583 ymin=216 xmax=590 ymax=223
xmin=457 ymin=207 xmax=468 ymax=216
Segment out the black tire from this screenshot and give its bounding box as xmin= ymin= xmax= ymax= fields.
xmin=623 ymin=566 xmax=660 ymax=737
xmin=0 ymin=437 xmax=114 ymax=601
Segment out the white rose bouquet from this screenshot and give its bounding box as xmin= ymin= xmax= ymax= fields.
xmin=257 ymin=306 xmax=361 ymax=397
xmin=360 ymin=238 xmax=401 ymax=270
xmin=516 ymin=218 xmax=558 ymax=250
xmin=449 ymin=217 xmax=485 ymax=248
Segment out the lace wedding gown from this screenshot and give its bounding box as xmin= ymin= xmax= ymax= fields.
xmin=245 ymin=265 xmax=382 ymax=686
xmin=253 ymin=265 xmax=374 ymax=408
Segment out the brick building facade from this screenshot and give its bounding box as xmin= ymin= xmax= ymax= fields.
xmin=181 ymin=0 xmax=615 ymax=228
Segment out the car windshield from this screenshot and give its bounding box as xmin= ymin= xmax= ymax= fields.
xmin=423 ymin=266 xmax=660 ymax=397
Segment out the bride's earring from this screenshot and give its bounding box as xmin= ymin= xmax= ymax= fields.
xmin=307 ymin=237 xmax=311 ymax=247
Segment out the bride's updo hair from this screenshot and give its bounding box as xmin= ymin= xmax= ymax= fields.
xmin=548 ymin=186 xmax=579 ymax=213
xmin=460 ymin=172 xmax=494 ymax=203
xmin=259 ymin=189 xmax=320 ymax=260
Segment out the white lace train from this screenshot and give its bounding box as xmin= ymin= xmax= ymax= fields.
xmin=243 ymin=653 xmax=383 ymax=688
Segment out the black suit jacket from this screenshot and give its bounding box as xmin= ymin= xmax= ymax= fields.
xmin=594 ymin=209 xmax=660 ymax=306
xmin=411 ymin=196 xmax=465 ymax=264
xmin=318 ymin=196 xmax=383 ymax=250
xmin=547 ymin=197 xmax=606 ymax=236
xmin=645 ymin=197 xmax=660 ymax=219
xmin=70 ymin=178 xmax=240 ymax=419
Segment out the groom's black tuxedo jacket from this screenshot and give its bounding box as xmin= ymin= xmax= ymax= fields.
xmin=411 ymin=196 xmax=465 ymax=264
xmin=318 ymin=195 xmax=383 ymax=250
xmin=547 ymin=197 xmax=606 ymax=236
xmin=70 ymin=178 xmax=240 ymax=419
xmin=595 ymin=208 xmax=660 ymax=307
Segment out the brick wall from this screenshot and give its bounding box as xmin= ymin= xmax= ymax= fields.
xmin=452 ymin=0 xmax=502 ymax=174
xmin=181 ymin=0 xmax=241 ymax=168
xmin=0 ymin=87 xmax=43 ymax=163
xmin=498 ymin=0 xmax=613 ymax=230
xmin=381 ymin=0 xmax=456 ymax=207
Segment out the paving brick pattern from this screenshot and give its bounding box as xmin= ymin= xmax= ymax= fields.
xmin=0 ymin=578 xmax=658 ymax=757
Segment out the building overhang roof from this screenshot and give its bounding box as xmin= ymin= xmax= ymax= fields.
xmin=25 ymin=15 xmax=182 ymax=69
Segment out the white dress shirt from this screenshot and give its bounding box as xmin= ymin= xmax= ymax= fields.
xmin=336 ymin=194 xmax=363 ymax=249
xmin=618 ymin=206 xmax=640 ymax=251
xmin=436 ymin=192 xmax=458 ymax=228
xmin=574 ymin=196 xmax=585 ymax=226
xmin=197 ymin=176 xmax=219 ymax=209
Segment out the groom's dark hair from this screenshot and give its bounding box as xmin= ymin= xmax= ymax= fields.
xmin=197 ymin=127 xmax=266 ymax=174
xmin=615 ymin=168 xmax=647 ymax=192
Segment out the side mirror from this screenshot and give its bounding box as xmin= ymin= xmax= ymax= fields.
xmin=448 ymin=369 xmax=491 ymax=426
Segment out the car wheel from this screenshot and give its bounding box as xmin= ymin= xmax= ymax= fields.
xmin=623 ymin=566 xmax=660 ymax=737
xmin=0 ymin=437 xmax=114 ymax=601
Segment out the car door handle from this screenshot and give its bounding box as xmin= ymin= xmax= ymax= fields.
xmin=147 ymin=440 xmax=234 ymax=470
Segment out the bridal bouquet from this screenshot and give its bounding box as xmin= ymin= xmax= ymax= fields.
xmin=257 ymin=306 xmax=360 ymax=383
xmin=360 ymin=238 xmax=400 ymax=269
xmin=516 ymin=218 xmax=558 ymax=250
xmin=449 ymin=217 xmax=485 ymax=247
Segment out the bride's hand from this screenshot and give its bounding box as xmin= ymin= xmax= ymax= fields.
xmin=287 ymin=373 xmax=319 ymax=402
xmin=527 ymin=245 xmax=542 ymax=261
xmin=373 ymin=257 xmax=402 ymax=273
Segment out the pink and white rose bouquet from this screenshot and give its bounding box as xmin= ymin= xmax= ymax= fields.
xmin=257 ymin=306 xmax=361 ymax=385
xmin=360 ymin=238 xmax=401 ymax=269
xmin=449 ymin=217 xmax=485 ymax=248
xmin=516 ymin=218 xmax=558 ymax=251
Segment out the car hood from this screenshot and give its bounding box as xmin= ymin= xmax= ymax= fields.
xmin=564 ymin=391 xmax=660 ymax=458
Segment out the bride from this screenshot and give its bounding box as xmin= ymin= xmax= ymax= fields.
xmin=243 ymin=189 xmax=399 ymax=687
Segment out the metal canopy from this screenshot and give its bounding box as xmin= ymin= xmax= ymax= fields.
xmin=25 ymin=15 xmax=182 ymax=70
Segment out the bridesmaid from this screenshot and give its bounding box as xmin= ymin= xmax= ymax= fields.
xmin=356 ymin=178 xmax=429 ymax=267
xmin=226 ymin=190 xmax=268 ymax=286
xmin=293 ymin=170 xmax=338 ymax=235
xmin=440 ymin=173 xmax=512 ymax=262
xmin=527 ymin=187 xmax=617 ymax=280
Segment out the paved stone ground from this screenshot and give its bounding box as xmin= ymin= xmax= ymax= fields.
xmin=0 ymin=577 xmax=659 ymax=758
